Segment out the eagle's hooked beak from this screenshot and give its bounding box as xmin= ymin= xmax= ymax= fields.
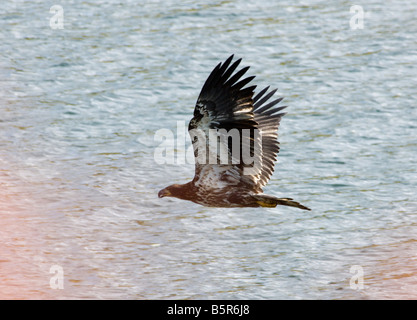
xmin=158 ymin=188 xmax=171 ymax=198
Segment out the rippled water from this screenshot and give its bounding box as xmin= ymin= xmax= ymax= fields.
xmin=1 ymin=0 xmax=417 ymax=299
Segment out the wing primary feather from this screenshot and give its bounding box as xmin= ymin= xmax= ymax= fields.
xmin=254 ymin=88 xmax=278 ymax=109
xmin=200 ymin=63 xmax=222 ymax=96
xmin=238 ymin=85 xmax=257 ymax=100
xmin=232 ymin=75 xmax=256 ymax=91
xmin=221 ymin=58 xmax=242 ymax=83
xmin=224 ymin=66 xmax=250 ymax=87
xmin=219 ymin=55 xmax=235 ymax=74
xmin=253 ymin=86 xmax=270 ymax=103
xmin=257 ymin=99 xmax=286 ymax=114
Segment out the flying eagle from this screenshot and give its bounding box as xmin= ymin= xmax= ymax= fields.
xmin=158 ymin=55 xmax=310 ymax=210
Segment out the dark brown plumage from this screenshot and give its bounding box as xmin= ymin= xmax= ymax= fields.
xmin=158 ymin=55 xmax=310 ymax=210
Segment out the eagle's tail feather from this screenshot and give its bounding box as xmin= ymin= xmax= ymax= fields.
xmin=252 ymin=194 xmax=311 ymax=211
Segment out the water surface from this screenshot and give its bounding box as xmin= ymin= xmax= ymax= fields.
xmin=1 ymin=0 xmax=417 ymax=299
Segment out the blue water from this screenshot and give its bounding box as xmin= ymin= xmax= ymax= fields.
xmin=1 ymin=0 xmax=416 ymax=299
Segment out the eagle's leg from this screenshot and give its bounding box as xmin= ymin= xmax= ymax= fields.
xmin=251 ymin=194 xmax=311 ymax=211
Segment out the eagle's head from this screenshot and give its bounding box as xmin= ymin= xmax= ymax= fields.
xmin=158 ymin=184 xmax=184 ymax=198
xmin=158 ymin=186 xmax=174 ymax=198
xmin=158 ymin=183 xmax=194 ymax=200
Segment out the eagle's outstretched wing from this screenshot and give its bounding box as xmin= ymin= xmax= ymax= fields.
xmin=188 ymin=55 xmax=286 ymax=193
xmin=252 ymin=86 xmax=287 ymax=189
